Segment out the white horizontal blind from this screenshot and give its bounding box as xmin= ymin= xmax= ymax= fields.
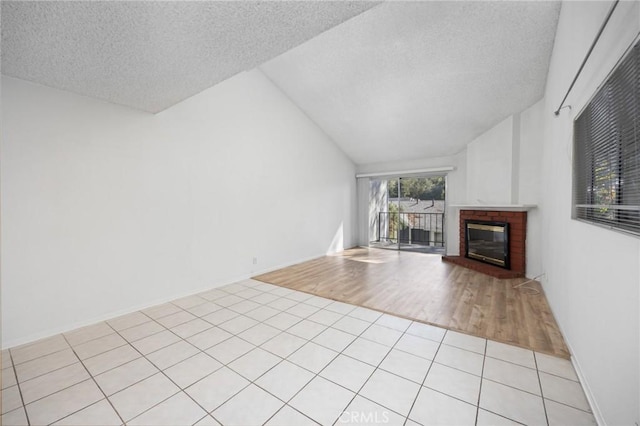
xmin=573 ymin=39 xmax=640 ymax=236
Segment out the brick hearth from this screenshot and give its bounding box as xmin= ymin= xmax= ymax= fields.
xmin=443 ymin=209 xmax=527 ymax=279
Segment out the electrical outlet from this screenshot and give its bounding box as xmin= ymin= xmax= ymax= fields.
xmin=252 ymin=257 xmax=258 ymax=265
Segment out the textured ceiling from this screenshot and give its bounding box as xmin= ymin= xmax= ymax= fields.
xmin=2 ymin=1 xmax=561 ymax=165
xmin=261 ymin=1 xmax=561 ymax=165
xmin=1 ymin=1 xmax=379 ymax=113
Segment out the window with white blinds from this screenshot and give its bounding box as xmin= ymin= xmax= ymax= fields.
xmin=573 ymin=39 xmax=640 ymax=236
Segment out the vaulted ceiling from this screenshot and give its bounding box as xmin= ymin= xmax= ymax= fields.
xmin=261 ymin=1 xmax=561 ymax=164
xmin=1 ymin=1 xmax=379 ymax=113
xmin=1 ymin=1 xmax=560 ymax=165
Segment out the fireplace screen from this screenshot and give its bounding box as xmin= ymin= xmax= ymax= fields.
xmin=465 ymin=220 xmax=510 ymax=269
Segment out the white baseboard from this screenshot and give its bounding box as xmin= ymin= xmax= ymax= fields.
xmin=566 ymin=340 xmax=605 ymax=426
xmin=2 ymin=281 xmax=217 ymax=349
xmin=3 ymin=250 xmax=332 ymax=349
xmin=248 ymin=252 xmax=330 ymax=278
xmin=540 ymin=289 xmax=604 ymax=426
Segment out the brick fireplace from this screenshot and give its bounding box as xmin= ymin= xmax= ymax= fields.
xmin=443 ymin=209 xmax=527 ymax=278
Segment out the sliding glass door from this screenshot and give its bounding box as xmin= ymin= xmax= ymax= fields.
xmin=369 ymin=175 xmax=445 ymax=253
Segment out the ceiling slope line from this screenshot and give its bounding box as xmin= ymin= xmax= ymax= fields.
xmin=257 ymin=67 xmax=359 ymax=167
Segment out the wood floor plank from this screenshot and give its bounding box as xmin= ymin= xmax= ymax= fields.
xmin=254 ymin=247 xmax=570 ymax=358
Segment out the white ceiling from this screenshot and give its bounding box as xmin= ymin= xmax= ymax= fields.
xmin=2 ymin=1 xmax=560 ymax=165
xmin=1 ymin=1 xmax=378 ymax=113
xmin=261 ymin=1 xmax=561 ymax=165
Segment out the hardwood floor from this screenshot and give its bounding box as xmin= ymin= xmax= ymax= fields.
xmin=254 ymin=247 xmax=570 ymax=358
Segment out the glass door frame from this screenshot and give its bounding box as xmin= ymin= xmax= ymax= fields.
xmin=369 ymin=173 xmax=447 ymax=253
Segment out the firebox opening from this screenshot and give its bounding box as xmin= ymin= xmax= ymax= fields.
xmin=465 ymin=220 xmax=510 ymax=269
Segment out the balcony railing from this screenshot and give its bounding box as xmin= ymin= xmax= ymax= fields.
xmin=376 ymin=212 xmax=445 ymax=247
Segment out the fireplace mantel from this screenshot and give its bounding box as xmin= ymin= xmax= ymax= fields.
xmin=450 ymin=204 xmax=537 ymax=212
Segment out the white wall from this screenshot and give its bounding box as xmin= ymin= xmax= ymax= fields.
xmin=356 ymin=151 xmax=466 ymax=256
xmin=519 ymin=101 xmax=543 ymax=207
xmin=458 ymin=7 xmax=640 ymax=420
xmin=518 ymin=100 xmax=544 ymax=277
xmin=461 ymin=104 xmax=544 ymax=277
xmin=356 ymin=2 xmax=639 ymax=423
xmin=1 ymin=70 xmax=357 ymax=347
xmin=466 ymin=116 xmax=513 ymax=204
xmin=539 ymin=1 xmax=639 ymax=424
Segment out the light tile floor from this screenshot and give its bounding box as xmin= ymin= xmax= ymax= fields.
xmin=2 ymin=279 xmax=596 ymax=426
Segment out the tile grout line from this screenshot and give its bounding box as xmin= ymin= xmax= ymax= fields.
xmin=479 ymin=376 xmax=555 ymax=401
xmin=58 ymin=333 xmax=127 ymax=426
xmin=9 ymin=313 xmax=522 ymax=393
xmin=238 ymin=305 xmax=377 ymax=424
xmin=328 ymin=315 xmax=391 ymax=426
xmin=7 ymin=349 xmax=31 ymax=426
xmin=205 ymin=294 xmax=375 ymax=363
xmin=107 ymin=287 xmax=341 ymax=424
xmin=6 ymin=282 xmax=237 ymax=368
xmin=256 ymin=254 xmax=570 ymax=358
xmin=254 ymin=307 xmax=473 ymax=425
xmin=9 ymin=317 xmax=155 ymax=376
xmin=11 ymin=284 xmax=351 ymax=425
xmin=13 ymin=365 xmax=99 ymax=407
xmin=68 ymin=334 xmax=128 ymax=425
xmin=341 ymin=321 xmax=417 ymax=425
xmin=142 ymin=287 xmax=576 ymax=422
xmin=7 ymin=278 xmax=573 ymax=365
xmin=121 ymin=299 xmax=576 ymax=419
xmin=490 ymin=348 xmax=580 ymax=383
xmin=419 ymin=335 xmax=540 ymax=424
xmin=169 ymin=300 xmax=312 ymax=423
xmin=538 ymin=399 xmax=594 ymax=415
xmin=7 ymin=282 xmax=472 ymax=371
xmin=7 ymin=281 xmax=591 ymax=425
xmin=103 ymin=318 xmax=220 ymax=426
xmin=430 ymin=343 xmax=582 ymax=404
xmin=476 ymin=347 xmax=549 ymax=424
xmin=265 ymin=405 xmax=318 ymax=426
xmin=247 ymin=338 xmax=337 ymax=426
xmin=480 ymin=408 xmax=528 ymax=425
xmin=18 ymin=310 xmax=196 ymax=423
xmin=124 ymin=310 xmax=240 ymax=424
xmin=534 ymin=351 xmax=551 ymax=426
xmin=402 ymin=328 xmax=446 ymax=426
xmin=8 ymin=353 xmax=91 ymax=413
xmin=10 ymin=346 xmax=67 ymax=368
xmin=254 ymin=356 xmax=321 ymax=426
xmin=474 ymin=337 xmax=489 ymax=426
xmin=282 ymin=308 xmax=382 ymax=426
xmin=10 ymin=353 xmax=79 ymax=386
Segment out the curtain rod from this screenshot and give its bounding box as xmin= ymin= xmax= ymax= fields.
xmin=355 ymin=166 xmax=455 ymax=179
xmin=554 ymin=0 xmax=620 ymax=117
